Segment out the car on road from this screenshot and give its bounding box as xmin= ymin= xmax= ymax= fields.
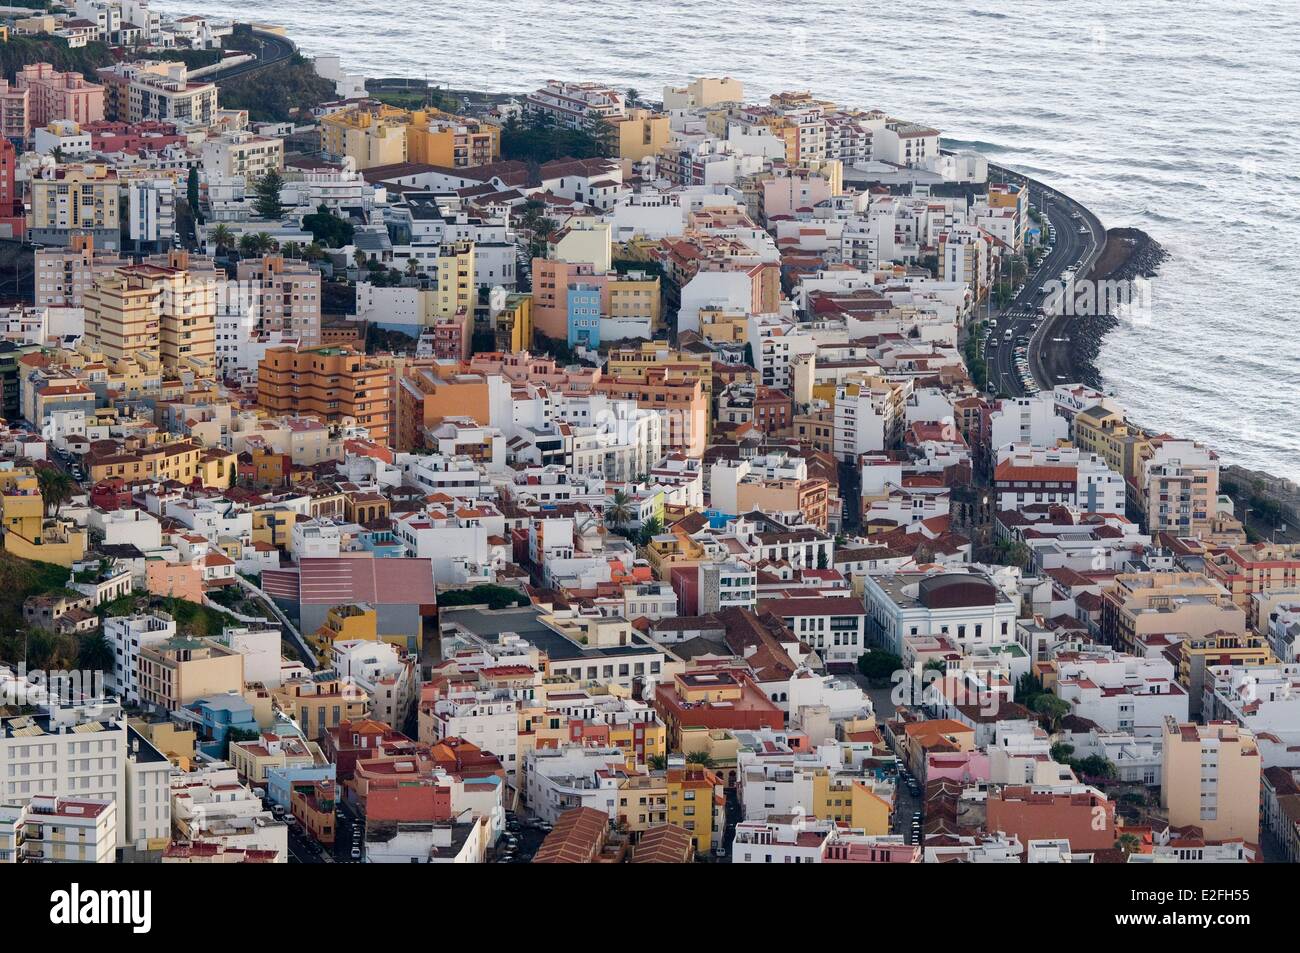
xmin=350 ymin=846 xmax=361 ymax=859
xmin=1004 ymin=329 xmax=1013 ymax=341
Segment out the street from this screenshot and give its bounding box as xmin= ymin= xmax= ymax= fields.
xmin=982 ymin=176 xmax=1104 ymax=398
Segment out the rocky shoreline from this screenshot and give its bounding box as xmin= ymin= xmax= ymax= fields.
xmin=1067 ymin=230 xmax=1299 ymax=535
xmin=1057 ymin=227 xmax=1168 ymax=390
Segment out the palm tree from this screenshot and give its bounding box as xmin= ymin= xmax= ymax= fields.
xmin=637 ymin=515 xmax=664 ymax=547
xmin=210 ymin=224 xmax=235 ymax=254
xmin=36 ymin=466 xmax=74 ymax=517
xmin=684 ymin=752 xmax=714 ymax=768
xmin=255 ymin=232 xmax=278 ymax=254
xmin=605 ymin=490 xmax=634 ymax=527
xmin=237 ymin=233 xmax=260 ymax=257
xmin=405 ymin=257 xmax=420 ymax=278
xmin=77 ymin=633 xmax=115 ymax=673
xmin=280 ymin=241 xmax=304 ymax=259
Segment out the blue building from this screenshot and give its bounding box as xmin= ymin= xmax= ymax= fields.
xmin=566 ymin=283 xmax=602 ymax=349
xmin=185 ymin=692 xmax=260 ymax=757
xmin=266 ymin=764 xmax=336 ymax=810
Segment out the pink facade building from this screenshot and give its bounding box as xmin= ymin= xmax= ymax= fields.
xmin=0 ymin=80 xmax=29 ymax=143
xmin=16 ymin=63 xmax=105 ymax=128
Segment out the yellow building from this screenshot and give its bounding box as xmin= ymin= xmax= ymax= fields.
xmin=83 ymin=262 xmax=217 ymax=377
xmin=137 ymin=636 xmax=245 ymax=711
xmin=617 ymin=774 xmax=669 ymax=835
xmin=407 ymin=109 xmax=500 ymax=168
xmin=321 ymin=103 xmax=500 ymax=171
xmin=698 ymin=306 xmax=749 ymax=345
xmin=429 ymin=240 xmax=475 ymax=318
xmin=0 ymin=466 xmax=44 ymax=542
xmin=85 ymin=440 xmax=222 ymax=488
xmin=607 ymin=271 xmax=662 ymax=333
xmin=612 ymin=108 xmax=670 ymax=163
xmin=250 ymin=506 xmax=297 ymax=550
xmin=1073 ymin=404 xmax=1151 ymax=483
xmin=129 ymin=719 xmax=197 ymax=770
xmin=320 ymin=103 xmax=409 ymax=170
xmin=811 ymin=770 xmax=892 ymax=835
xmin=0 ymin=466 xmax=87 ymax=565
xmin=273 ymin=673 xmax=369 ymax=741
xmin=309 ymin=603 xmax=380 ymax=665
xmin=1161 ymin=717 xmax=1260 ymax=843
xmin=494 ymin=291 xmax=534 ymax=353
xmin=606 ymin=341 xmax=713 ymax=407
xmin=665 ymin=764 xmax=724 ymax=855
xmin=29 ymin=164 xmax=120 ymax=233
xmin=229 ymin=733 xmax=325 ymax=785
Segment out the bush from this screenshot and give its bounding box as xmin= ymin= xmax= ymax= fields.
xmin=215 ymin=54 xmax=334 ymax=122
xmin=437 ymin=585 xmax=529 ymax=611
xmin=856 ymin=650 xmax=902 ymax=684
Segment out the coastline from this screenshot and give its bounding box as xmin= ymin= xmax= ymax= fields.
xmin=1067 ymin=231 xmax=1299 ymax=533
xmin=1055 ymin=226 xmax=1169 ymax=391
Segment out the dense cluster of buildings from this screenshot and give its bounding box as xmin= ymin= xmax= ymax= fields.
xmin=0 ymin=9 xmax=1293 ymax=867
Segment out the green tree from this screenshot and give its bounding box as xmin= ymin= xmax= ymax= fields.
xmin=637 ymin=516 xmax=663 ymax=546
xmin=1030 ymin=693 xmax=1069 ymax=731
xmin=210 ymin=223 xmax=235 ymax=254
xmin=648 ymin=754 xmax=667 ymax=771
xmin=857 ymin=650 xmax=902 ymax=684
xmin=186 ymin=166 xmax=201 ymax=223
xmin=76 ymin=633 xmax=115 ymax=673
xmin=605 ymin=490 xmax=634 ymax=527
xmin=253 ymin=169 xmax=285 ymax=220
xmin=36 ymin=466 xmax=74 ymax=517
xmin=684 ymin=751 xmax=714 ymax=768
xmin=1050 ymin=742 xmax=1075 ymax=763
xmin=1074 ymin=755 xmax=1118 ymax=780
xmin=302 ymin=205 xmax=355 ymax=248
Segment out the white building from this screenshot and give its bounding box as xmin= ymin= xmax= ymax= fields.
xmin=127 ymin=177 xmax=176 ymax=249
xmin=0 ymin=795 xmax=117 ymax=863
xmin=1056 ymin=651 xmax=1190 ymax=734
xmin=522 ymin=745 xmax=626 ymax=823
xmin=425 ymin=690 xmax=519 ymax=776
xmin=0 ymin=688 xmax=170 ymax=852
xmin=170 ymin=762 xmax=287 ymax=860
xmin=863 ymin=570 xmax=1020 ymax=657
xmin=104 ymin=612 xmax=176 ymax=703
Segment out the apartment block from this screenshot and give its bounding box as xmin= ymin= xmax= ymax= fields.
xmin=257 ymin=345 xmax=393 ymax=446
xmin=1161 ymin=717 xmax=1260 ymax=843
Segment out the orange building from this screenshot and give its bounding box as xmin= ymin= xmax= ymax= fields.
xmin=595 ymin=367 xmax=707 ymax=457
xmin=396 ymin=364 xmax=492 ymax=452
xmin=257 ymin=346 xmax=392 ymax=447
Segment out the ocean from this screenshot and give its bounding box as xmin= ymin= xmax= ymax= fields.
xmin=157 ymin=0 xmax=1300 ymax=479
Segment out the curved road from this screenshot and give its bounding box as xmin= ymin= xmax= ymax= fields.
xmin=981 ymin=165 xmax=1106 ymax=398
xmin=208 ymin=28 xmax=297 ymax=84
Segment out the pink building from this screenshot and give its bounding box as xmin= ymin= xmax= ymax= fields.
xmin=16 ymin=63 xmax=105 ymax=128
xmin=146 ymin=560 xmax=205 ymax=603
xmin=925 ymin=750 xmax=991 ymax=784
xmin=0 ymin=80 xmax=29 ymax=143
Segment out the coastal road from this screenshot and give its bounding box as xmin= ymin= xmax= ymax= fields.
xmin=981 ymin=169 xmax=1106 ymax=398
xmin=208 ymin=28 xmax=297 ymax=85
